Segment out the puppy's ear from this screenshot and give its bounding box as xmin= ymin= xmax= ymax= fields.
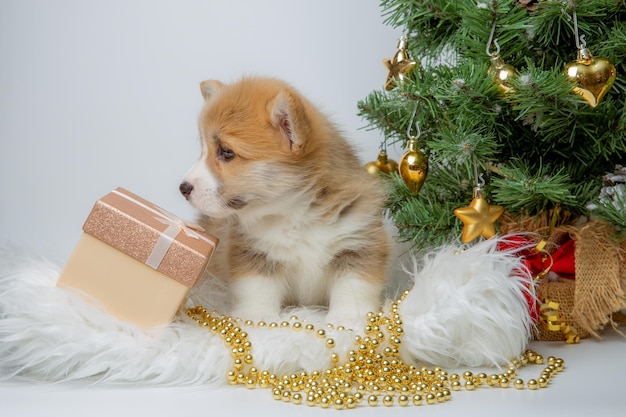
xmin=199 ymin=80 xmax=224 ymax=101
xmin=269 ymin=91 xmax=310 ymax=155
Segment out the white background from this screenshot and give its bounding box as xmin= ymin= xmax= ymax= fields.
xmin=0 ymin=0 xmax=399 ymax=262
xmin=2 ymin=2 xmax=625 ymax=416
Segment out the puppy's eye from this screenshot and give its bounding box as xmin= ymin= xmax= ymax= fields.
xmin=217 ymin=144 xmax=235 ymax=162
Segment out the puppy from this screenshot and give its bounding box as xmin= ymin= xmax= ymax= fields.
xmin=180 ymin=77 xmax=390 ymax=325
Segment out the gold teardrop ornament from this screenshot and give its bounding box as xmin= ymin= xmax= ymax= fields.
xmin=564 ymin=48 xmax=616 ymax=107
xmin=364 ymin=149 xmax=399 ymax=175
xmin=399 ymin=139 xmax=428 ymax=194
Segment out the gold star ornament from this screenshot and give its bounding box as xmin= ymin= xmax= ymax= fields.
xmin=384 ymin=37 xmax=418 ymax=91
xmin=454 ymin=187 xmax=504 ymax=243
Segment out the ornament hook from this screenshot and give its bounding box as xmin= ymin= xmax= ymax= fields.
xmin=406 ymin=103 xmax=420 ymax=140
xmin=407 ymin=120 xmax=421 ymax=141
xmin=571 ymin=9 xmax=587 ymax=50
xmin=486 ymin=20 xmax=500 ymax=57
xmin=477 ymin=172 xmax=486 ymax=187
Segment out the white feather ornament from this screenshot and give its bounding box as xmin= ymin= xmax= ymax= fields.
xmin=0 ymin=238 xmax=534 ymax=386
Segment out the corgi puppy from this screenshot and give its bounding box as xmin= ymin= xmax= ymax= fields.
xmin=180 ymin=77 xmax=390 ymax=325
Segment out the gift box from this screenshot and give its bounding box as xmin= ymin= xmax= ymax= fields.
xmin=57 ymin=187 xmax=218 ymax=327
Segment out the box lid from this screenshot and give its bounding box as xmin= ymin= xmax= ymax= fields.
xmin=82 ymin=187 xmax=218 ymax=287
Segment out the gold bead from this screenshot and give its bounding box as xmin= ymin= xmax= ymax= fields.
xmin=443 ymin=389 xmax=452 ymax=401
xmin=527 ymin=379 xmax=538 ymax=390
xmin=465 ymin=380 xmax=475 ymax=391
xmin=538 ymin=377 xmax=548 ymax=388
xmin=269 ymin=322 xmax=278 ymax=329
xmin=450 ymin=373 xmax=460 ymax=382
xmin=426 ymin=393 xmax=436 ymax=405
xmin=272 ymin=388 xmax=282 ymax=400
xmin=281 ymin=321 xmax=290 ymax=328
xmin=412 ymin=394 xmax=423 ymax=406
xmin=306 ymin=395 xmax=316 ymax=406
xmin=325 ymin=338 xmax=335 ymax=348
xmin=334 ymin=399 xmax=345 ymax=410
xmin=514 ymin=379 xmax=524 ymax=390
xmin=330 ymin=352 xmax=339 ymax=363
xmin=488 ymin=374 xmax=499 ymax=386
xmin=292 ymin=322 xmax=302 ymax=331
xmin=451 ymin=380 xmax=462 ymax=391
xmin=499 ymin=377 xmax=510 ymax=388
xmin=305 ymin=324 xmax=315 ymax=332
xmin=320 ymin=397 xmax=330 ymax=408
xmin=383 ymin=395 xmax=394 ymax=407
xmin=346 ymin=397 xmax=356 ymax=409
xmin=257 ymin=321 xmax=266 ymax=327
xmin=535 ymin=355 xmax=544 ymax=365
xmin=463 ymin=371 xmax=473 ymax=381
xmin=367 ymin=395 xmax=378 ymax=406
xmin=292 ymin=393 xmax=302 ymax=405
xmin=398 ymin=395 xmax=410 ymax=407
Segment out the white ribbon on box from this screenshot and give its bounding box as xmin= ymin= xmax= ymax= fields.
xmin=111 ymin=189 xmax=215 ymax=269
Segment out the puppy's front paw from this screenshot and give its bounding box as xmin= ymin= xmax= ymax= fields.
xmin=327 ymin=275 xmax=383 ymax=330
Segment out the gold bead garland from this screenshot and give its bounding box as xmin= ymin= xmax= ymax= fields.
xmin=186 ymin=290 xmax=565 ymax=409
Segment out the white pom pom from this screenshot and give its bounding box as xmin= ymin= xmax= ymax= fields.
xmin=397 ymin=237 xmax=535 ymax=368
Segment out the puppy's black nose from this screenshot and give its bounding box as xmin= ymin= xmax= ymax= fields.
xmin=179 ymin=182 xmax=194 ymax=200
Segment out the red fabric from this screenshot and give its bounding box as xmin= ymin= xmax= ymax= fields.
xmin=498 ymin=235 xmax=577 ymax=322
xmin=498 ymin=235 xmax=575 ymax=279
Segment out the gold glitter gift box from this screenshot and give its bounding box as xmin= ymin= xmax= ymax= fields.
xmin=57 ymin=187 xmax=218 ymax=327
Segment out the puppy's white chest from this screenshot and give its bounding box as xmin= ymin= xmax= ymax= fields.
xmin=254 ymin=221 xmax=340 ymax=304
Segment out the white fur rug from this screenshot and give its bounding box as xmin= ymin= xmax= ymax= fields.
xmin=0 ymin=238 xmax=534 ymax=386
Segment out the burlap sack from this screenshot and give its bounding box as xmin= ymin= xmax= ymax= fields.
xmin=501 ymin=215 xmax=626 ymax=341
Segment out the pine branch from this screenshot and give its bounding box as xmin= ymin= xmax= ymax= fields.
xmin=491 ymin=160 xmax=578 ymax=214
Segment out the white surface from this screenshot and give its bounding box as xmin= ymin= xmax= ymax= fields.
xmin=2 ymin=330 xmax=625 ymax=416
xmin=0 ymin=0 xmax=399 ymax=262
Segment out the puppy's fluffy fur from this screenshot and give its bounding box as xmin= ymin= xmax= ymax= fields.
xmin=180 ymin=77 xmax=390 ymax=325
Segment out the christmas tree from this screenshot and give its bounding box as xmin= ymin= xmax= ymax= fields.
xmin=359 ymin=0 xmax=626 ymax=251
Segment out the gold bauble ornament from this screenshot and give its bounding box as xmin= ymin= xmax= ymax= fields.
xmin=453 ymin=186 xmax=504 ymax=243
xmin=364 ymin=149 xmax=399 ymax=175
xmin=398 ymin=138 xmax=428 ymax=194
xmin=384 ymin=37 xmax=418 ymax=91
xmin=565 ymin=48 xmax=616 ymax=107
xmin=488 ymin=54 xmax=517 ymax=94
